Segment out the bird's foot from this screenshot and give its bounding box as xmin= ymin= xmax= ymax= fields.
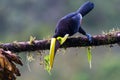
xmin=86 ymin=33 xmax=92 ymax=43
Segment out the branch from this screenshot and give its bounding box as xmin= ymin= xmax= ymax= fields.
xmin=0 ymin=31 xmax=120 ymax=52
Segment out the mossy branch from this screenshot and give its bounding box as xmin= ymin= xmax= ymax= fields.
xmin=0 ymin=31 xmax=120 ymax=53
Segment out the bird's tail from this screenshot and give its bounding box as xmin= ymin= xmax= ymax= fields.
xmin=77 ymin=1 xmax=94 ymax=17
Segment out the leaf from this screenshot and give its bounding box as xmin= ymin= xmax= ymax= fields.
xmin=44 ymin=55 xmax=51 ymax=74
xmin=10 ymin=62 xmax=21 ymax=76
xmin=0 ymin=49 xmax=23 ymax=80
xmin=87 ymin=47 xmax=92 ymax=69
xmin=29 ymin=36 xmax=36 ymax=45
xmin=0 ymin=53 xmax=12 ymax=71
xmin=4 ymin=51 xmax=23 ymax=66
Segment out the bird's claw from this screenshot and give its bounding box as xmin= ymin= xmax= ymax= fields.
xmin=86 ymin=34 xmax=92 ymax=43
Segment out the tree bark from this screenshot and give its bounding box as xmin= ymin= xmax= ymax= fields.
xmin=0 ymin=32 xmax=120 ymax=52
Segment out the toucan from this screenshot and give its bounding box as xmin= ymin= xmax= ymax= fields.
xmin=44 ymin=1 xmax=94 ymax=72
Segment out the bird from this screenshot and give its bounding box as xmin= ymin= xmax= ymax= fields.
xmin=44 ymin=1 xmax=94 ymax=73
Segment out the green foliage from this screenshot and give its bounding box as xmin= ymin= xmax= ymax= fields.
xmin=29 ymin=36 xmax=36 ymax=45
xmin=44 ymin=55 xmax=51 ymax=74
xmin=87 ymin=47 xmax=92 ymax=69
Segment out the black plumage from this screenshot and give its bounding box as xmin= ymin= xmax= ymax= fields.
xmin=45 ymin=1 xmax=94 ymax=72
xmin=53 ymin=1 xmax=94 ymax=38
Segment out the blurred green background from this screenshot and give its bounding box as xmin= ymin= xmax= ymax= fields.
xmin=0 ymin=0 xmax=120 ymax=80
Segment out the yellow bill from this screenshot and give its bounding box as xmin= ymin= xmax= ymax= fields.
xmin=44 ymin=34 xmax=69 ymax=73
xmin=57 ymin=34 xmax=69 ymax=45
xmin=49 ymin=38 xmax=56 ymax=70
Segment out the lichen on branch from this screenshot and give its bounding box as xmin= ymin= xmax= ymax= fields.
xmin=0 ymin=31 xmax=120 ymax=53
